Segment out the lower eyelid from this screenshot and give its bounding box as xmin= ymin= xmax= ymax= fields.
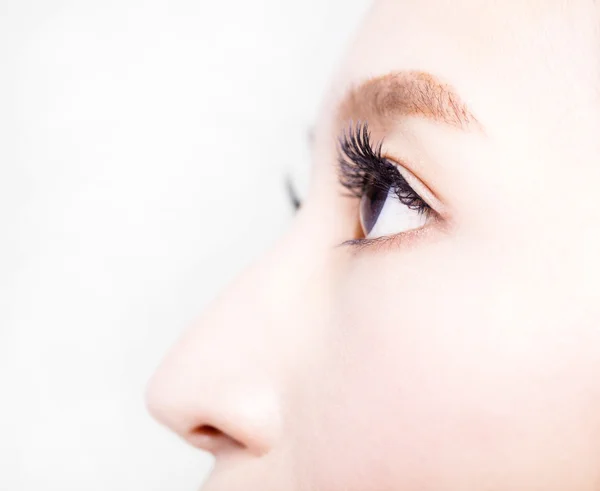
xmin=340 ymin=223 xmax=440 ymax=252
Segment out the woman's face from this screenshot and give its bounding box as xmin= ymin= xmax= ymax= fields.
xmin=147 ymin=1 xmax=600 ymax=489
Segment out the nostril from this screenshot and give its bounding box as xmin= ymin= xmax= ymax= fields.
xmin=188 ymin=425 xmax=243 ymax=454
xmin=197 ymin=425 xmax=221 ymax=438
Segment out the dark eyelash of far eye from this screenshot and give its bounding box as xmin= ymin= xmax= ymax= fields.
xmin=337 ymin=121 xmax=430 ymax=213
xmin=285 ymin=175 xmax=301 ymax=211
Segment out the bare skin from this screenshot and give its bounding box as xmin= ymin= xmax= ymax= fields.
xmin=147 ymin=1 xmax=600 ymax=489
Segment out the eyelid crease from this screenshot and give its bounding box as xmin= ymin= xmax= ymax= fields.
xmin=379 ymin=151 xmax=448 ymax=218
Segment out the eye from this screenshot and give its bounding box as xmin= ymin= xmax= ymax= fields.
xmin=337 ymin=121 xmax=441 ymax=244
xmin=360 ymin=175 xmax=429 ymax=239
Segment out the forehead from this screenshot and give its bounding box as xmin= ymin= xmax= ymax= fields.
xmin=325 ymin=0 xmax=600 ymax=143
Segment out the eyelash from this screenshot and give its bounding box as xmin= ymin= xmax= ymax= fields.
xmin=337 ymin=121 xmax=431 ymax=240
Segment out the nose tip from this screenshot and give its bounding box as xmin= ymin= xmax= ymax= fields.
xmin=144 ymin=240 xmax=300 ymax=461
xmin=145 ymin=338 xmax=281 ymax=458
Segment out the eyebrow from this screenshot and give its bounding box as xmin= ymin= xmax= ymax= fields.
xmin=336 ymin=71 xmax=481 ymax=132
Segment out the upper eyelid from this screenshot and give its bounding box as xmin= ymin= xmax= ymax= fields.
xmin=335 ymin=121 xmax=438 ymax=211
xmin=338 ymin=125 xmax=402 ymax=191
xmin=379 ymin=152 xmax=445 ymax=214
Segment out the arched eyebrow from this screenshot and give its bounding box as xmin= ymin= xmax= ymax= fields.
xmin=336 ymin=71 xmax=482 ymax=132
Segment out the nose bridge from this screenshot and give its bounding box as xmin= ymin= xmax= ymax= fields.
xmin=146 ymin=227 xmax=316 ymax=456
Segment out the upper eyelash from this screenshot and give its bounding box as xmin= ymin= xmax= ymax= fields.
xmin=337 ymin=121 xmax=429 ymax=213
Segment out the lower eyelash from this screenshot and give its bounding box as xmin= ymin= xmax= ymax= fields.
xmin=339 ymin=223 xmax=440 ymax=252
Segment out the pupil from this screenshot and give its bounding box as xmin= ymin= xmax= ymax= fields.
xmin=360 ymin=183 xmax=390 ymax=236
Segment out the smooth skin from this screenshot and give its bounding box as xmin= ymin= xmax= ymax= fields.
xmin=147 ymin=1 xmax=600 ymax=489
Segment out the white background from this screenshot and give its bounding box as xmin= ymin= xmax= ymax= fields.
xmin=0 ymin=1 xmax=369 ymax=490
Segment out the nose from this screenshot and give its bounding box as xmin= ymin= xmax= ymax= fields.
xmin=145 ymin=258 xmax=286 ymax=458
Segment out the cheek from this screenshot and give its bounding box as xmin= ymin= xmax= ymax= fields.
xmin=297 ymin=245 xmax=600 ymax=490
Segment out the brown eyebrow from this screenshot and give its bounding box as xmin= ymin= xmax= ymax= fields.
xmin=336 ymin=71 xmax=481 ymax=132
